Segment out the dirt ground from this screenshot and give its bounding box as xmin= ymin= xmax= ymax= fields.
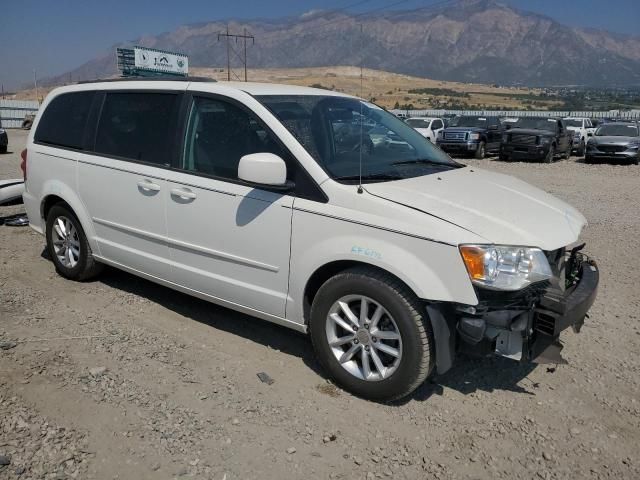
xmin=1 ymin=128 xmax=639 ymax=480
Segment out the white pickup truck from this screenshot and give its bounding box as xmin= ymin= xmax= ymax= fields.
xmin=563 ymin=117 xmax=596 ymax=156
xmin=405 ymin=117 xmax=445 ymax=142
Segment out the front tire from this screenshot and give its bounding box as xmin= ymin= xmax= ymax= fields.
xmin=0 ymin=146 xmax=7 ymax=154
xmin=543 ymin=144 xmax=555 ymax=163
xmin=474 ymin=141 xmax=486 ymax=160
xmin=46 ymin=204 xmax=103 ymax=281
xmin=309 ymin=267 xmax=434 ymax=402
xmin=577 ymin=139 xmax=585 ymax=157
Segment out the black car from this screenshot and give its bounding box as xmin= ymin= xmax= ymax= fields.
xmin=585 ymin=122 xmax=640 ymax=165
xmin=0 ymin=125 xmax=8 ymax=154
xmin=500 ymin=117 xmax=572 ymax=163
xmin=436 ymin=115 xmax=503 ymax=159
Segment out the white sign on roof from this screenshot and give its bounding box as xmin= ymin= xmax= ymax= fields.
xmin=133 ymin=47 xmax=188 ymax=75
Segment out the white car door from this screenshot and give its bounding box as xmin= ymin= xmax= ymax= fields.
xmin=79 ymin=90 xmax=183 ymax=279
xmin=431 ymin=119 xmax=444 ymax=141
xmin=165 ymin=94 xmax=294 ymax=317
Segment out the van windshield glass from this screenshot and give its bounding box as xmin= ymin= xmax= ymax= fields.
xmin=257 ymin=95 xmax=460 ymax=183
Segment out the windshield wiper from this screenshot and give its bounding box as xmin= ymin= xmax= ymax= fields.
xmin=391 ymin=159 xmax=460 ymax=168
xmin=334 ymin=173 xmax=403 ymax=182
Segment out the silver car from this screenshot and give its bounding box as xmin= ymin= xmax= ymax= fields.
xmin=586 ymin=122 xmax=640 ymax=165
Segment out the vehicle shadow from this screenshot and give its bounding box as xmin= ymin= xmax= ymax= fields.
xmin=395 ymin=355 xmax=540 ymax=405
xmin=96 ymin=265 xmax=325 ymax=377
xmin=60 ymin=261 xmax=545 ymax=404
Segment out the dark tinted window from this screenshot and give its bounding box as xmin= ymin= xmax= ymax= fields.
xmin=34 ymin=92 xmax=94 ymax=149
xmin=95 ymin=92 xmax=178 ymax=165
xmin=432 ymin=120 xmax=443 ymax=129
xmin=182 ymin=96 xmax=290 ymax=180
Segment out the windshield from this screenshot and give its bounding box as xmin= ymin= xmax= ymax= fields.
xmin=595 ymin=124 xmax=640 ymax=136
xmin=563 ymin=119 xmax=583 ymax=128
xmin=405 ymin=118 xmax=431 ymax=128
xmin=449 ymin=116 xmax=488 ymax=128
xmin=257 ymin=95 xmax=460 ymax=182
xmin=513 ymin=117 xmax=558 ymax=131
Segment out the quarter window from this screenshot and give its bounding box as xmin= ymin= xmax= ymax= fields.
xmin=34 ymin=92 xmax=94 ymax=149
xmin=95 ymin=92 xmax=178 ymax=165
xmin=182 ymin=96 xmax=289 ymax=180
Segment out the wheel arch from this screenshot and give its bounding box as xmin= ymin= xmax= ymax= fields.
xmin=302 ymin=260 xmax=418 ymax=326
xmin=39 ymin=181 xmax=100 ymax=256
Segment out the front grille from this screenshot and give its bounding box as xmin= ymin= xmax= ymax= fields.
xmin=598 ymin=145 xmax=626 ymax=153
xmin=444 ymin=131 xmax=467 ymax=141
xmin=511 ymin=134 xmax=537 ymax=145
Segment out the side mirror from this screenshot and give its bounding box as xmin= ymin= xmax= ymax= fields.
xmin=238 ymin=153 xmax=291 ymax=189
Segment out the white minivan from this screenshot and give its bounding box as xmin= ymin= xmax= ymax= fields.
xmin=22 ymin=78 xmax=598 ymax=401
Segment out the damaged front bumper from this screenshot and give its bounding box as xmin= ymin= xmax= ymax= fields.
xmin=427 ymin=248 xmax=599 ymax=374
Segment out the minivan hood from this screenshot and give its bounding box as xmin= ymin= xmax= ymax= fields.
xmin=364 ymin=167 xmax=586 ymax=251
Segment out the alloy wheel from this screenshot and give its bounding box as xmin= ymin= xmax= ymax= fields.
xmin=325 ymin=295 xmax=403 ymax=381
xmin=50 ymin=216 xmax=81 ymax=268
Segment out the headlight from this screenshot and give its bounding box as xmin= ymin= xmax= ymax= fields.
xmin=573 ymin=132 xmax=581 ymax=139
xmin=628 ymin=141 xmax=640 ymax=148
xmin=437 ymin=130 xmax=443 ymax=139
xmin=469 ymin=133 xmax=480 ymax=140
xmin=539 ymin=136 xmax=551 ymax=145
xmin=502 ymin=134 xmax=509 ymax=142
xmin=459 ymin=245 xmax=552 ymax=291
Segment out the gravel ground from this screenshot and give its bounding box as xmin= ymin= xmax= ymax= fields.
xmin=1 ymin=128 xmax=639 ymax=479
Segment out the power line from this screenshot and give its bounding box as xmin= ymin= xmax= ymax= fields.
xmin=218 ymin=26 xmax=255 ymax=81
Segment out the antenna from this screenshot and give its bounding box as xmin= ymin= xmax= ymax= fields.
xmin=357 ymin=22 xmax=364 ymax=194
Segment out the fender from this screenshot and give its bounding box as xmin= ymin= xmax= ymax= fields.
xmin=286 ymin=208 xmax=478 ymax=325
xmin=39 ymin=179 xmax=101 ymax=256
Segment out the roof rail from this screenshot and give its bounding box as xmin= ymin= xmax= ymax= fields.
xmin=77 ymin=76 xmax=216 ymax=84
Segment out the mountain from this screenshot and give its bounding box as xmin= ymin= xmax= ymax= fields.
xmin=47 ymin=0 xmax=640 ymax=87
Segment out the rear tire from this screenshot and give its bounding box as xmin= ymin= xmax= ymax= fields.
xmin=46 ymin=204 xmax=103 ymax=281
xmin=577 ymin=139 xmax=585 ymax=157
xmin=309 ymin=267 xmax=434 ymax=402
xmin=0 ymin=146 xmax=7 ymax=154
xmin=474 ymin=141 xmax=486 ymax=160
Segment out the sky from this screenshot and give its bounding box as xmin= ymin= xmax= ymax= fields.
xmin=1 ymin=0 xmax=639 ymax=91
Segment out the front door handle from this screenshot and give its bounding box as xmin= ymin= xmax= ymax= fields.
xmin=170 ymin=187 xmax=197 ymax=200
xmin=137 ymin=179 xmax=161 ymax=192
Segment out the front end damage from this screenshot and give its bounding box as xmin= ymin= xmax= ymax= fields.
xmin=427 ymin=246 xmax=599 ymax=374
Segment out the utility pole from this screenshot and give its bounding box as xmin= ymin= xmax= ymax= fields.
xmin=218 ymin=26 xmax=255 ymax=82
xmin=33 ymin=70 xmax=39 ymax=102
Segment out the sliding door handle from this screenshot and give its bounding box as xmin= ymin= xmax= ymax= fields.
xmin=137 ymin=179 xmax=161 ymax=192
xmin=170 ymin=187 xmax=197 ymax=200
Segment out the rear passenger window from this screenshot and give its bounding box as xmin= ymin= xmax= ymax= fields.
xmin=182 ymin=96 xmax=289 ymax=180
xmin=34 ymin=92 xmax=94 ymax=149
xmin=95 ymin=92 xmax=178 ymax=166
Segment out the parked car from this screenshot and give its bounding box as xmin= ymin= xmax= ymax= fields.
xmin=0 ymin=125 xmax=7 ymax=153
xmin=404 ymin=117 xmax=445 ymax=142
xmin=436 ymin=115 xmax=504 ymax=159
xmin=500 ymin=117 xmax=572 ymax=163
xmin=21 ymin=79 xmax=599 ymax=401
xmin=585 ymin=122 xmax=640 ymax=165
xmin=563 ymin=117 xmax=595 ymax=156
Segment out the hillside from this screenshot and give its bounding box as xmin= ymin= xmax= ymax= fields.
xmin=43 ymin=0 xmax=640 ymax=88
xmin=13 ymin=66 xmax=561 ymax=110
